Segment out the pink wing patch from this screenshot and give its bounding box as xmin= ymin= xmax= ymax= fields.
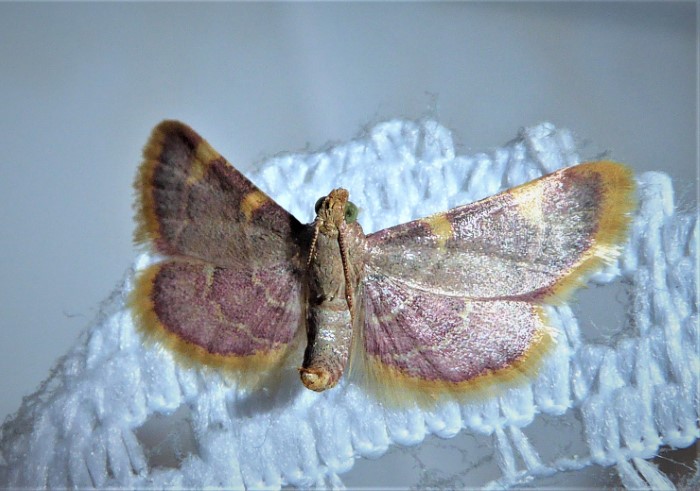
xmin=361 ymin=274 xmax=552 ymax=402
xmin=133 ymin=259 xmax=303 ymax=377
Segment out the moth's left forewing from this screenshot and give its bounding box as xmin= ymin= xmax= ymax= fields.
xmin=360 ymin=161 xmax=636 ymax=404
xmin=134 ymin=120 xmax=306 ymax=269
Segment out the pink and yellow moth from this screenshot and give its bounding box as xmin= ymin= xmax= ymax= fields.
xmin=131 ymin=121 xmax=636 ymax=404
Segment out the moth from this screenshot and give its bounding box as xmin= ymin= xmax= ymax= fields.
xmin=131 ymin=121 xmax=635 ymax=402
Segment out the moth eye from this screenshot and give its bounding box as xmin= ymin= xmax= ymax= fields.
xmin=344 ymin=201 xmax=358 ymax=223
xmin=314 ymin=197 xmax=326 ymax=213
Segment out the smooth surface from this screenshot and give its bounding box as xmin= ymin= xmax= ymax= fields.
xmin=0 ymin=2 xmax=696 ymax=485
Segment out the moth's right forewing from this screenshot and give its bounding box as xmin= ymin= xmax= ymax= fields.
xmin=365 ymin=161 xmax=636 ymax=302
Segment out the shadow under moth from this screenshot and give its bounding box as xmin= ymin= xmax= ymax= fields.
xmin=131 ymin=121 xmax=636 ymax=405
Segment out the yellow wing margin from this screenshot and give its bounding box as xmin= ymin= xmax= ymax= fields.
xmin=535 ymin=161 xmax=636 ymax=304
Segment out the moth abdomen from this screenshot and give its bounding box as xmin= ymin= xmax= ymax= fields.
xmin=301 ymin=303 xmax=353 ymax=391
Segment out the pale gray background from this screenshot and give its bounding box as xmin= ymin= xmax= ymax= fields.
xmin=0 ymin=2 xmax=696 ymax=487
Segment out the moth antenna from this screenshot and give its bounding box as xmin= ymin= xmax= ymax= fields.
xmin=307 ymin=220 xmax=320 ymax=267
xmin=337 ymin=226 xmax=354 ymax=315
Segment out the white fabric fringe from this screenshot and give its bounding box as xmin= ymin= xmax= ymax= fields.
xmin=0 ymin=120 xmax=696 ymax=489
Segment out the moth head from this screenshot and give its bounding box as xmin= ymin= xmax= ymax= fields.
xmin=314 ymin=188 xmax=358 ymax=226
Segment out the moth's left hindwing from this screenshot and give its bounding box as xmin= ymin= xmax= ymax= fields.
xmin=131 ymin=121 xmax=305 ymax=376
xmin=362 ymin=162 xmax=636 ymax=402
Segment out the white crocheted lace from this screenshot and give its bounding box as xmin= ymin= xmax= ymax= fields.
xmin=0 ymin=121 xmax=696 ymax=489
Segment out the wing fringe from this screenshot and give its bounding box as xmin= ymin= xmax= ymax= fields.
xmin=133 ymin=121 xmax=181 ymax=248
xmin=544 ymin=161 xmax=636 ymax=304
